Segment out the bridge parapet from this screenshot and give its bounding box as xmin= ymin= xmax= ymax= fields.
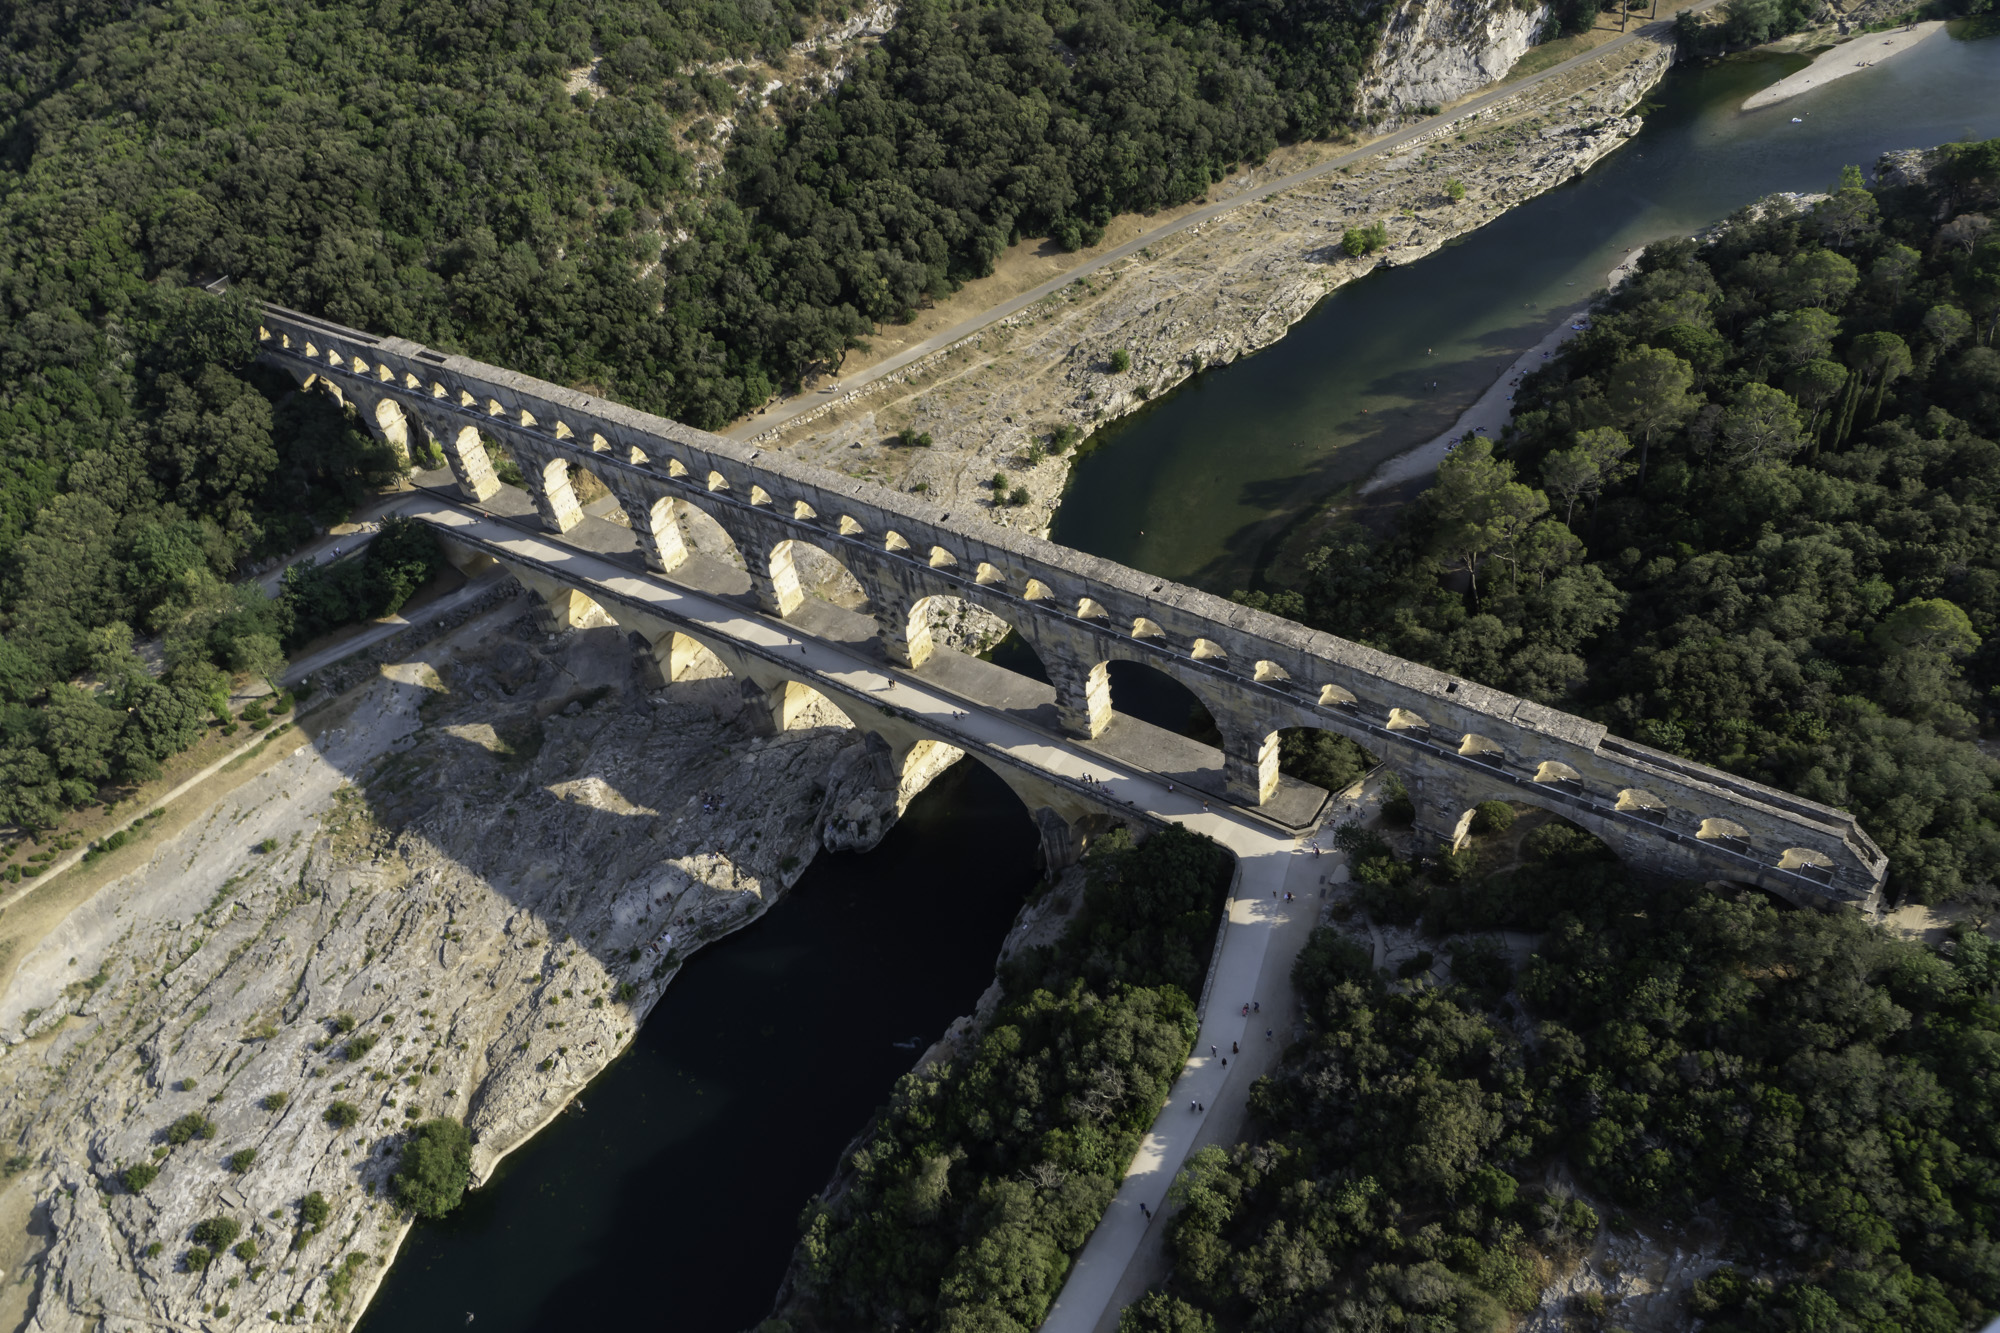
xmin=255 ymin=304 xmax=1889 ymax=913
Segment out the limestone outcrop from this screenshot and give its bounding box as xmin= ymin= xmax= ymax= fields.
xmin=1363 ymin=0 xmax=1551 ymax=116
xmin=0 ymin=598 xmax=890 ymax=1331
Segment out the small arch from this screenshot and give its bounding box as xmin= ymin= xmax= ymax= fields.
xmin=376 ymin=362 xmax=394 ymax=382
xmin=1778 ymin=848 xmax=1835 ymax=883
xmin=838 ymin=515 xmax=865 ymax=536
xmin=301 ymin=340 xmax=316 ymax=357
xmin=908 ymin=594 xmax=1017 ymax=668
xmin=553 ymin=420 xmax=575 ymax=440
xmin=1615 ymin=788 xmax=1669 ymax=823
xmin=590 ymin=432 xmax=610 ymax=452
xmin=1132 ymin=617 xmax=1165 ymax=640
xmin=794 ymin=500 xmax=820 ymax=523
xmin=749 ymin=485 xmax=774 ymax=506
xmin=928 ymin=546 xmax=958 ymax=569
xmin=1386 ymin=707 xmax=1430 ymax=735
xmin=486 ymin=398 xmax=506 ymax=417
xmin=667 ymin=458 xmax=689 ymax=479
xmin=628 ymin=446 xmax=649 ymax=467
xmin=706 ymin=470 xmax=730 ymax=492
xmin=404 ymin=372 xmax=423 ymax=390
xmin=348 ymin=355 xmax=369 ymax=375
xmin=1077 ymin=597 xmax=1110 ymax=622
xmin=1190 ymin=638 xmax=1227 ymax=662
xmin=1023 ymin=579 xmax=1055 ymax=602
xmin=430 ymin=381 xmax=447 ymax=398
xmin=519 ymin=408 xmax=538 ymax=429
xmin=459 ymin=389 xmax=478 ymax=408
xmin=1534 ymin=760 xmax=1586 ymax=796
xmin=884 ymin=530 xmax=912 ymax=553
xmin=1318 ymin=683 xmax=1359 ymax=711
xmin=974 ymin=562 xmax=1007 ymax=588
xmin=1457 ymin=733 xmax=1505 ymax=766
xmin=1253 ymin=660 xmax=1291 ymax=684
xmin=1697 ymin=818 xmax=1751 ymax=846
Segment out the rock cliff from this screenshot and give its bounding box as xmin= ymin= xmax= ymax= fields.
xmin=0 ymin=594 xmax=889 ymax=1330
xmin=1363 ymin=0 xmax=1551 ymax=116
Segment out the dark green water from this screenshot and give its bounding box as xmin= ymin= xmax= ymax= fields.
xmin=1051 ymin=28 xmax=2000 ymax=592
xmin=358 ymin=34 xmax=2000 ymax=1333
xmin=355 ymin=760 xmax=1037 ymax=1333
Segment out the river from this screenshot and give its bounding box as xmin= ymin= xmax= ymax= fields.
xmin=1052 ymin=24 xmax=2000 ymax=593
xmin=356 ymin=32 xmax=2000 ymax=1333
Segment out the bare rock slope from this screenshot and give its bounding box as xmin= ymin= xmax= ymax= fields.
xmin=0 ymin=597 xmax=874 ymax=1330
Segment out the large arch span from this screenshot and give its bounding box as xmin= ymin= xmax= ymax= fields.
xmin=258 ymin=303 xmax=1888 ymax=913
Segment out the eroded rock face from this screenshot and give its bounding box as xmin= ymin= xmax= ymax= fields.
xmin=0 ymin=600 xmax=905 ymax=1331
xmin=1363 ymin=0 xmax=1551 ymax=115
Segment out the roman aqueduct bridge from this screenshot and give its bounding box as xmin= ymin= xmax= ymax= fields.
xmin=256 ymin=303 xmax=1889 ymax=913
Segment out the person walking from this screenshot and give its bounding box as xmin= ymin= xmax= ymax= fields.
xmin=1265 ymin=1029 xmax=1273 ymax=1041
xmin=1140 ymin=1202 xmax=1151 ymax=1220
xmin=1231 ymin=1041 xmax=1239 ymax=1054
xmin=1210 ymin=1044 xmax=1218 ymax=1058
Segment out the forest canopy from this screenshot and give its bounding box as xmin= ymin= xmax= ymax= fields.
xmin=0 ymin=0 xmax=1399 ymax=831
xmin=1244 ymin=144 xmax=2000 ymax=906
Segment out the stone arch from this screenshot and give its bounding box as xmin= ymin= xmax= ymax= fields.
xmin=1457 ymin=733 xmax=1506 ymax=768
xmin=904 ymin=594 xmax=1023 ymax=670
xmin=1270 ymin=724 xmax=1380 ymax=798
xmin=1386 ymin=708 xmax=1431 ymax=737
xmin=1318 ymin=683 xmax=1360 ymax=713
xmin=769 ymin=538 xmax=872 ymax=618
xmin=1615 ymin=788 xmax=1669 ymax=824
xmin=636 ymin=496 xmax=689 ymax=573
xmin=1697 ymin=817 xmax=1752 ymax=853
xmin=1253 ymin=660 xmax=1291 ymax=684
xmin=367 ymin=395 xmax=412 ymax=463
xmin=1778 ymin=847 xmax=1835 ymax=883
xmin=1104 ymin=657 xmax=1221 ymax=743
xmin=671 ymin=495 xmax=748 ymax=570
xmin=435 ymin=422 xmax=501 ymax=503
xmin=1132 ymin=616 xmax=1166 ymax=641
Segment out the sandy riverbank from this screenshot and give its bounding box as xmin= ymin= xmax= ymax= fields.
xmin=1741 ymin=21 xmax=1945 ymax=110
xmin=1357 ymin=248 xmax=1650 ymax=494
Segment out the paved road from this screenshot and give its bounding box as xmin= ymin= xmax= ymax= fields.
xmin=725 ymin=8 xmax=1706 ymax=445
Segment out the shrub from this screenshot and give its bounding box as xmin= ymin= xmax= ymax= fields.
xmin=301 ymin=1191 xmax=331 ymax=1228
xmin=1108 ymin=349 xmax=1131 ymax=373
xmin=262 ymin=1091 xmax=288 ymax=1113
xmin=122 ymin=1162 xmax=159 ymax=1193
xmin=1432 ymin=842 xmax=1479 ymax=885
xmin=1446 ymin=178 xmax=1466 ymax=201
xmin=1340 ymin=222 xmax=1390 ymax=256
xmin=144 ymin=1241 xmax=162 ymax=1258
xmin=330 ymin=1013 xmax=356 ymax=1034
xmin=185 ymin=1246 xmax=212 ymax=1271
xmin=342 ymin=1034 xmax=377 ymax=1061
xmin=323 ymin=1101 xmax=360 ymax=1129
xmin=1381 ymin=791 xmax=1415 ymax=826
xmin=240 ymin=700 xmax=266 ymax=724
xmin=191 ymin=1216 xmax=241 ymax=1250
xmin=392 ymin=1119 xmax=473 ymax=1219
xmin=165 ymin=1112 xmax=215 ymax=1146
xmin=234 ymin=1238 xmax=259 ymax=1263
xmin=616 ymin=981 xmax=639 ymax=1004
xmin=1008 ymin=487 xmax=1030 ymax=507
xmin=256 ymin=837 xmax=278 ymax=853
xmin=1470 ymin=800 xmax=1515 ymax=835
xmin=227 ymin=1148 xmax=256 ymax=1173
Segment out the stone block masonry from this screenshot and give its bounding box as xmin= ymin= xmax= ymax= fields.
xmin=258 ymin=303 xmax=1887 ymax=913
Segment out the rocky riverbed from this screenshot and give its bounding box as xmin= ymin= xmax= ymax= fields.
xmin=0 ymin=591 xmax=911 ymax=1331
